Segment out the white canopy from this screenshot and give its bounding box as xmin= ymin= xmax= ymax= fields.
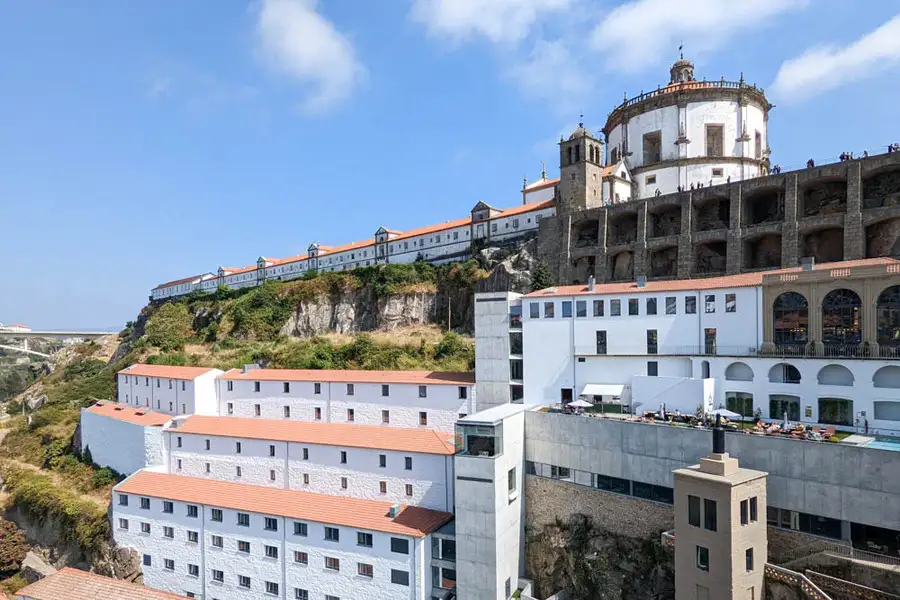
xmin=567 ymin=399 xmax=594 ymax=408
xmin=580 ymin=384 xmax=625 ymax=398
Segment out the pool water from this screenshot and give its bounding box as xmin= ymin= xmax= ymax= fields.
xmin=866 ymin=438 xmax=900 ymax=451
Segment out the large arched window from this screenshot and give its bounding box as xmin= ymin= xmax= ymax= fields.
xmin=773 ymin=292 xmax=808 ymax=349
xmin=769 ymin=363 xmax=801 ymax=384
xmin=816 ymin=364 xmax=854 ymax=386
xmin=725 ymin=362 xmax=754 ymax=382
xmin=821 ymin=288 xmax=861 ymax=346
xmin=877 ymin=285 xmax=900 ymax=349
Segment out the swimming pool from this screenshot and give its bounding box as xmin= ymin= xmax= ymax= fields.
xmin=866 ymin=438 xmax=900 ymax=451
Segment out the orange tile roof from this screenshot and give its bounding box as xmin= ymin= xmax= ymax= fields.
xmin=526 ymin=257 xmax=900 ymax=298
xmin=524 ymin=177 xmax=560 ymax=192
xmin=494 ymin=199 xmax=555 ymax=218
xmin=318 ymin=238 xmax=376 ymax=257
xmin=390 ymin=216 xmax=474 ymax=242
xmin=220 ymin=368 xmax=474 ymax=385
xmin=152 ymin=274 xmax=200 ymax=290
xmin=16 ymin=567 xmax=188 ymax=600
xmin=85 ymin=401 xmax=170 ymax=427
xmin=116 ymin=471 xmax=453 ymax=537
xmin=271 ymin=253 xmax=309 ymax=266
xmin=119 ymin=364 xmax=219 ymax=380
xmin=171 ymin=416 xmax=455 ymax=455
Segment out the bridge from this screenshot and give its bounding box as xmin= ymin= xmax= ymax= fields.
xmin=0 ymin=330 xmax=114 ymax=359
xmin=0 ymin=344 xmax=51 ymax=358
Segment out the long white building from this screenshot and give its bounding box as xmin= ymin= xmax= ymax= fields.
xmin=475 ymin=257 xmax=900 ymax=435
xmin=118 ymin=365 xmax=223 ymax=417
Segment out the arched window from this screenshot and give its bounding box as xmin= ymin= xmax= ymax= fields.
xmin=874 ymin=365 xmax=900 ymax=389
xmin=725 ymin=362 xmax=754 ymax=382
xmin=772 ymin=292 xmax=808 ymax=349
xmin=589 ymin=145 xmax=595 ymax=163
xmin=876 ymin=285 xmax=900 ymax=349
xmin=822 ymin=289 xmax=861 ymax=347
xmin=574 ymin=145 xmax=580 ymax=162
xmin=769 ymin=363 xmax=800 ymax=384
xmin=816 ymin=364 xmax=854 ymax=386
xmin=701 ymin=360 xmax=710 ymax=379
xmin=567 ymin=147 xmax=573 ymax=165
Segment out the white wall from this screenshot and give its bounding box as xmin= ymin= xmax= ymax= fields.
xmin=119 ymin=371 xmax=222 ymax=417
xmin=79 ymin=410 xmax=166 ymax=475
xmin=164 ymin=432 xmax=454 ymax=512
xmin=112 ymin=491 xmax=426 ymax=600
xmin=475 ymin=293 xmax=522 ymax=409
xmin=524 ymin=185 xmax=555 ymax=204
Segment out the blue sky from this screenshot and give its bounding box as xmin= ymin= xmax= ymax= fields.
xmin=1 ymin=0 xmax=899 ymax=330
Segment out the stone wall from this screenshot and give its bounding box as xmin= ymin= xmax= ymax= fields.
xmin=539 ymin=152 xmax=900 ymax=285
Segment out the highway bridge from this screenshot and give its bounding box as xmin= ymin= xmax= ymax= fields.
xmin=0 ymin=330 xmax=114 ymax=359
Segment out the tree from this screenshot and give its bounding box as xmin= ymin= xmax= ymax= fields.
xmin=0 ymin=519 xmax=28 ymax=574
xmin=530 ymin=261 xmax=554 ymax=292
xmin=145 ymin=303 xmax=193 ymax=350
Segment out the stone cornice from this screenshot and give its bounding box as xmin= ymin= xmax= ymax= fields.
xmin=630 ymin=156 xmax=767 ymax=177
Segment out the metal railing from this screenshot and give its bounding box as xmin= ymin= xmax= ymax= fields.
xmin=806 ymin=570 xmax=900 ymax=600
xmin=575 ymin=343 xmax=900 ymax=360
xmin=765 ymin=564 xmax=832 ymax=599
xmin=773 ymin=540 xmax=900 ymax=569
xmin=609 ymin=79 xmax=763 ymax=114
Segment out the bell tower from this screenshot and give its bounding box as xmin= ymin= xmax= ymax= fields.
xmin=558 ymin=119 xmax=604 ymax=215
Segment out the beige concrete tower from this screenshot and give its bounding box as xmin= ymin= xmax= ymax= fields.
xmin=673 ymin=419 xmax=768 ymax=600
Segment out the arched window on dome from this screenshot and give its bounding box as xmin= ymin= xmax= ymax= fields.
xmin=822 ymin=289 xmax=861 ymax=347
xmin=772 ymin=292 xmax=808 ymax=350
xmin=876 ymin=285 xmax=900 ymax=350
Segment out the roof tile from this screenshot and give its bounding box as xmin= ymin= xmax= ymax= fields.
xmin=119 ymin=364 xmax=219 ymax=380
xmin=16 ymin=567 xmax=187 ymax=600
xmin=220 ymin=368 xmax=474 ymax=385
xmin=85 ymin=401 xmax=170 ymax=427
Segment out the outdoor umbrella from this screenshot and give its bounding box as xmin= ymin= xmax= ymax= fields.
xmin=708 ymin=408 xmax=741 ymax=419
xmin=567 ymin=399 xmax=594 ymax=408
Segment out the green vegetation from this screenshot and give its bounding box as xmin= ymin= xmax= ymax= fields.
xmin=529 ymin=261 xmax=554 ymax=292
xmin=0 ymin=519 xmax=28 ymax=575
xmin=145 ymin=302 xmax=193 ymax=350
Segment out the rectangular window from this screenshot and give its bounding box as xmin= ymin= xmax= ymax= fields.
xmin=647 ymin=329 xmax=658 ymax=354
xmin=238 ymin=575 xmax=251 ymax=588
xmin=419 ymin=411 xmax=428 ymax=426
xmin=227 ymin=381 xmax=233 ymax=392
xmin=340 ymin=450 xmax=347 ymax=464
xmin=294 ymin=521 xmax=308 ymax=536
xmin=238 ymin=540 xmax=250 ymax=553
xmin=163 ymin=526 xmax=174 ymax=539
xmin=211 ymin=534 xmax=222 ymax=548
xmin=643 ymin=130 xmax=662 ymax=164
xmin=379 ymin=454 xmax=386 ymax=468
xmin=382 ymin=410 xmax=390 ymax=424
xmin=358 ymin=563 xmax=374 ymax=578
xmin=143 ymin=554 xmax=151 ymax=567
xmin=575 ymin=300 xmax=587 ymax=318
xmin=726 ymin=293 xmax=736 ymax=313
xmin=237 ymin=513 xmax=250 ymax=527
xmin=750 ymin=497 xmax=758 ymax=522
xmin=314 ymin=383 xmax=321 ymax=394
xmin=177 ymin=436 xmax=182 ymax=448
xmin=188 ymin=564 xmax=199 ymax=577
xmin=118 ymin=494 xmax=128 ymax=506
xmin=236 ymin=465 xmax=242 ymax=477
xmin=685 ymin=296 xmax=697 ymax=314
xmin=357 ymin=532 xmax=373 ymax=547
xmin=646 ymin=297 xmax=657 ymax=315
xmin=544 ymin=302 xmax=555 ymax=318
xmin=391 ymin=569 xmax=410 ymax=586
xmin=325 ymin=526 xmax=340 ymax=542
xmin=404 ymin=456 xmax=412 ymax=471
xmin=264 ymin=517 xmax=278 ymax=531
xmin=561 ymin=301 xmax=572 ymax=318
xmin=265 ymin=545 xmax=278 ymax=559
xmin=391 ymin=537 xmax=409 ymax=554
xmin=325 ymin=557 xmax=340 ymax=571
xmin=746 ymin=548 xmax=754 ymax=572
xmin=646 ymin=174 xmax=657 ymax=185
xmin=458 ymin=386 xmax=468 ymax=399
xmin=666 ymin=296 xmax=676 ymax=315
xmin=405 ymin=484 xmax=413 ymax=497
xmin=119 ymin=518 xmax=129 ymax=530
xmin=303 ymin=473 xmax=309 ymax=485
xmin=254 ymin=381 xmax=261 ymax=393
xmin=227 ymin=402 xmax=233 ymax=415
xmin=138 ymin=496 xmax=150 ymax=510
xmin=141 ymin=522 xmax=151 ymax=534
xmin=254 ymin=404 xmax=261 ymax=416
xmin=346 ymin=383 xmax=354 ymax=396
xmin=704 ymin=498 xmax=718 ymax=531
xmin=697 ymin=546 xmax=710 ymax=571
xmin=235 ymin=441 xmax=242 ymax=454
xmin=314 ymin=407 xmax=321 ymax=420
xmin=283 ymin=382 xmax=290 ymax=393
xmin=628 ymin=298 xmax=639 ymax=315
xmin=596 ymin=330 xmax=607 ymax=355
xmin=688 ymin=495 xmax=701 ymax=527
xmin=187 ymin=505 xmax=198 ymax=518
xmin=205 ymin=439 xmax=211 ymax=451
xmin=302 ymin=448 xmax=308 ymax=460
xmin=294 ymin=551 xmax=308 ymax=564
xmin=211 ymin=508 xmax=223 ymax=522
xmin=381 ymin=384 xmax=389 ymax=397
xmin=269 ymin=444 xmax=276 ymax=457
xmin=647 ymin=361 xmax=658 ymax=376
xmin=704 ymin=328 xmax=717 ymax=354
xmin=610 ymin=299 xmax=621 ymax=316
xmin=508 ymin=467 xmax=517 ymax=493
xmin=166 ymin=559 xmax=176 ymax=571
xmin=187 ymin=530 xmax=198 ymax=543
xmin=341 ymin=477 xmax=348 ymax=489
xmin=296 ymin=590 xmax=309 ymax=600
xmin=163 ymin=501 xmax=173 ymax=513
xmin=418 ymin=385 xmax=427 ymax=398
xmin=741 ymin=500 xmax=749 ymax=525
xmin=347 ymin=408 xmax=354 ymax=422
xmin=283 ymin=406 xmax=290 ymax=418
xmin=529 ymin=302 xmax=540 ymax=318
xmin=706 ymin=124 xmax=724 ymax=157
xmin=705 ymin=294 xmax=716 ymax=313
xmin=593 ymin=299 xmax=604 ymax=316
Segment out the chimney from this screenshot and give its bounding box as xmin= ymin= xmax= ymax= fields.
xmin=388 ymin=504 xmax=401 ymax=519
xmin=587 ymin=275 xmax=596 ymax=291
xmin=712 ymin=414 xmax=725 ymax=454
xmin=242 ymin=363 xmax=260 ymax=374
xmin=636 ymin=275 xmax=647 ymax=288
xmin=801 ymin=257 xmax=815 ymax=271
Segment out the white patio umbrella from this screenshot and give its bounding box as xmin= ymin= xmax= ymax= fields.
xmin=567 ymin=399 xmax=594 ymax=408
xmin=708 ymin=408 xmax=741 ymax=419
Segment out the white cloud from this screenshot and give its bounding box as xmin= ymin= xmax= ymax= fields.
xmin=410 ymin=0 xmax=571 ymax=44
xmin=507 ymin=39 xmax=591 ymax=110
xmin=771 ymin=14 xmax=900 ymax=103
xmin=255 ymin=0 xmax=364 ymax=113
xmin=591 ymin=0 xmax=807 ymax=73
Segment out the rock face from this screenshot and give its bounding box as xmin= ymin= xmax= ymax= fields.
xmin=280 ymin=288 xmax=437 ymax=338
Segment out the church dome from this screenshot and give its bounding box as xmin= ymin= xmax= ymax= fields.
xmin=568 ymin=123 xmax=594 ymax=140
xmin=670 ymin=56 xmax=695 ymax=84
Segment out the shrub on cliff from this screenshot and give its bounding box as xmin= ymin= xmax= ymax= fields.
xmin=0 ymin=519 xmax=28 ymax=575
xmin=529 ymin=261 xmax=553 ymax=292
xmin=145 ymin=302 xmax=193 ymax=350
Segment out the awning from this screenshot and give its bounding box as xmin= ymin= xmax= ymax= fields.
xmin=580 ymin=384 xmax=625 ymax=397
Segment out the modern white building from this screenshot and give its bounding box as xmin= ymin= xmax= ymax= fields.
xmin=217 ymin=368 xmax=476 ymax=434
xmin=80 ymin=401 xmax=171 ymax=475
xmin=112 ymin=469 xmax=453 ymax=600
xmin=118 ymin=365 xmax=223 ymax=417
xmin=162 ymin=415 xmax=456 ymax=512
xmin=476 ymin=257 xmax=900 ymax=435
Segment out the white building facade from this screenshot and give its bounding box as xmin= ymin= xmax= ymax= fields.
xmin=80 ymin=401 xmax=170 ymax=475
xmin=118 ymin=365 xmax=223 ymax=417
xmin=476 ymin=257 xmax=900 ymax=435
xmin=217 ymin=369 xmax=475 ymax=435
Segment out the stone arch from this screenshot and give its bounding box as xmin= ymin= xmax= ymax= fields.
xmin=744 ymin=233 xmax=782 ymax=269
xmin=877 ymin=285 xmax=900 ymax=349
xmin=743 ymin=187 xmax=784 ymax=225
xmin=649 ymin=204 xmax=681 ymax=238
xmin=769 ymin=363 xmax=801 ymax=384
xmin=570 ymin=256 xmax=596 ymax=284
xmin=873 ymin=365 xmax=900 ymax=389
xmin=773 ymin=291 xmax=808 ymax=349
xmin=692 ymin=195 xmax=730 ymax=232
xmin=801 ymin=227 xmax=844 ymax=264
xmin=694 ymin=241 xmax=727 ymax=275
xmin=821 ymin=288 xmax=862 ymax=347
xmin=648 ymin=245 xmax=678 ymax=278
xmin=816 ymin=364 xmax=854 ymax=386
xmin=865 ymin=216 xmax=900 ymax=258
xmin=608 ymin=211 xmax=638 ymax=245
xmin=862 ymin=167 xmax=900 ymax=210
xmin=800 ymin=177 xmax=847 ymax=216
xmin=572 ymin=219 xmax=600 ymax=248
xmin=725 ymin=362 xmax=754 ymax=382
xmin=608 ymin=250 xmax=634 ymax=281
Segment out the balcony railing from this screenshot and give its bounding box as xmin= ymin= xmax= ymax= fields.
xmin=765 ymin=564 xmax=832 ymax=600
xmin=574 ymin=343 xmax=900 ymax=360
xmin=609 ymin=79 xmax=764 ymax=116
